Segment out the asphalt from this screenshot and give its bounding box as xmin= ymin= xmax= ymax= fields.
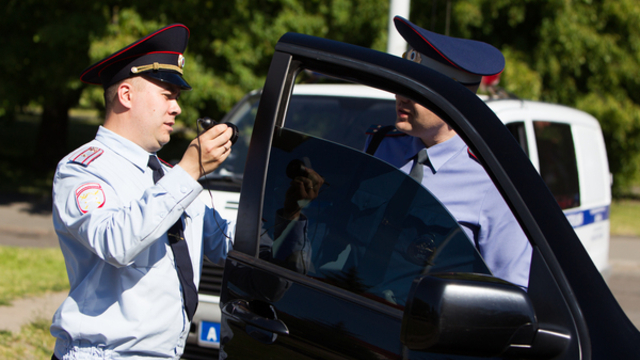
xmin=0 ymin=195 xmax=639 ymax=334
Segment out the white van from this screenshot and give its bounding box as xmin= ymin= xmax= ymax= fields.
xmin=483 ymin=98 xmax=612 ymax=276
xmin=185 ymin=83 xmax=612 ymax=357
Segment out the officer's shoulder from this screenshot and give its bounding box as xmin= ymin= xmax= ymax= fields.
xmin=67 ymin=144 xmax=105 ymax=167
xmin=159 ymin=157 xmax=173 ymax=168
xmin=365 ymin=124 xmax=406 ymax=137
xmin=466 ymin=147 xmax=480 ymax=164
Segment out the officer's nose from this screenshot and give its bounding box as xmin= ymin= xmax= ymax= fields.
xmin=170 ymin=100 xmax=182 ymax=116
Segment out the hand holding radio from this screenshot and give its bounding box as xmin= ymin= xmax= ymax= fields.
xmin=197 ymin=117 xmax=239 ymax=145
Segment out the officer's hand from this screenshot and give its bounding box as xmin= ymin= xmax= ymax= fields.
xmin=282 ymin=168 xmax=325 ymax=220
xmin=179 ymin=124 xmax=233 ymax=180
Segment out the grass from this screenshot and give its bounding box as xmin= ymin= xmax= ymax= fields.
xmin=0 ymin=246 xmax=68 ymax=306
xmin=0 ymin=247 xmax=67 ymax=358
xmin=0 ymin=318 xmax=57 ymax=360
xmin=610 ymin=199 xmax=640 ymax=237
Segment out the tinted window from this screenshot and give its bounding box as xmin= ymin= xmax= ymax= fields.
xmin=211 ymin=93 xmax=396 ymax=180
xmin=260 ymin=127 xmax=491 ymax=308
xmin=533 ymin=121 xmax=580 ymax=209
xmin=285 ymin=95 xmax=396 ymax=149
xmin=506 ymin=121 xmax=529 ymax=157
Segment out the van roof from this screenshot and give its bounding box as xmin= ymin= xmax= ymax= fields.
xmin=483 ymin=98 xmax=602 ymax=130
xmin=291 ymin=84 xmax=601 ymax=130
xmin=291 ymin=83 xmax=396 ymax=99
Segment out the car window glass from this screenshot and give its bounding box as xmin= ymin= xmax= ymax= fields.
xmin=211 ymin=90 xmax=396 ymax=179
xmin=260 ymin=127 xmax=491 ymax=308
xmin=506 ymin=121 xmax=529 ymax=157
xmin=533 ymin=121 xmax=580 ymax=209
xmin=284 ymin=95 xmax=396 ymax=149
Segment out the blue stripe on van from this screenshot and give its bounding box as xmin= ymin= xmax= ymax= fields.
xmin=564 ymin=206 xmax=610 ymax=228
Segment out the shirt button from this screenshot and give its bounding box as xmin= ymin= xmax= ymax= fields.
xmin=180 ymin=186 xmax=189 ymax=193
xmin=159 ymin=212 xmax=167 ymax=218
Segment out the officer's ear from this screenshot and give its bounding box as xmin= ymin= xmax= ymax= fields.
xmin=117 ymin=79 xmax=136 ymax=110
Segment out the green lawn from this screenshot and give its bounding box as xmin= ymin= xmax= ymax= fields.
xmin=0 ymin=318 xmax=56 ymax=360
xmin=0 ymin=246 xmax=67 ymax=359
xmin=0 ymin=246 xmax=68 ymax=306
xmin=610 ymin=199 xmax=640 ymax=237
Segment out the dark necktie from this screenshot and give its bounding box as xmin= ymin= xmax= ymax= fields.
xmin=409 ymin=148 xmax=429 ymax=183
xmin=148 ymin=155 xmax=198 ymax=321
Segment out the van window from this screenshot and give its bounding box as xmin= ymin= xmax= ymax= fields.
xmin=505 ymin=122 xmax=529 ymax=157
xmin=533 ymin=121 xmax=580 ymax=209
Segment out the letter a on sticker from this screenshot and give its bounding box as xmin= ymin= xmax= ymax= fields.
xmin=207 ymin=326 xmax=218 ymax=342
xmin=75 ymin=183 xmax=106 ymax=214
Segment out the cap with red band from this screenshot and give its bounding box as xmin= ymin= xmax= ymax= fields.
xmin=394 ymin=16 xmax=504 ymax=86
xmin=80 ymin=24 xmax=191 ymax=90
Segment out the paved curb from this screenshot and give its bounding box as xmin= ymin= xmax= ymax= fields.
xmin=0 ymin=292 xmax=67 ymax=333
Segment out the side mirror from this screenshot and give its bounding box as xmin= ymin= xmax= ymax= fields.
xmin=401 ymin=273 xmax=570 ymax=359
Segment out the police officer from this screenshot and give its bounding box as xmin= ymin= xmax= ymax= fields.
xmin=366 ymin=16 xmax=532 ymax=289
xmin=50 ymin=24 xmax=235 ymax=359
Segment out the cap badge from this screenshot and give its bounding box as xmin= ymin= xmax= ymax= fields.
xmin=178 ymin=54 xmax=185 ymax=69
xmin=403 ymin=49 xmax=422 ymax=64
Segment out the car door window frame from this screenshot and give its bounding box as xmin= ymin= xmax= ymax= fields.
xmin=231 ymin=33 xmax=600 ymax=357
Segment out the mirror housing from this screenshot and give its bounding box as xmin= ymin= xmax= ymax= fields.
xmin=401 ymin=273 xmax=570 ymax=358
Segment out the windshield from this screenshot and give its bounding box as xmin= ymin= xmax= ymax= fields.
xmin=209 ymin=92 xmax=397 ymax=183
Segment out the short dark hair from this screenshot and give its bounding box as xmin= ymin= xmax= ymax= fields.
xmin=103 ymin=80 xmax=123 ymax=114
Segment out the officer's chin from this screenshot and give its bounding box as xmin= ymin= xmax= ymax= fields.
xmin=395 ymin=119 xmax=412 ymax=134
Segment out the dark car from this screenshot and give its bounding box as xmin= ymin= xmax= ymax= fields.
xmin=212 ymin=33 xmax=639 ymax=359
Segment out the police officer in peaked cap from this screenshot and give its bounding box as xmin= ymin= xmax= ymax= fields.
xmin=50 ymin=24 xmax=237 ymax=359
xmin=366 ymin=16 xmax=532 ymax=289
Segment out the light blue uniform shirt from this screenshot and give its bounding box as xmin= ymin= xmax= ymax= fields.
xmin=50 ymin=126 xmax=234 ymax=360
xmin=368 ymin=133 xmax=531 ymax=289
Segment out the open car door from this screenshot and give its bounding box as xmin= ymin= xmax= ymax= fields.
xmin=218 ymin=32 xmax=640 ymax=359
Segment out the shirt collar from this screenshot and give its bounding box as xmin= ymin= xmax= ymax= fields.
xmin=407 ymin=134 xmax=466 ymax=173
xmin=95 ymin=126 xmax=154 ymax=172
xmin=426 ymin=134 xmax=466 ymax=172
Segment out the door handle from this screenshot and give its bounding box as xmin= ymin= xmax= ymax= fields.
xmin=222 ymin=299 xmax=290 ymax=336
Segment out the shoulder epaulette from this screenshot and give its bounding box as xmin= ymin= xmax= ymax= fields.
xmin=69 ymin=146 xmax=104 ymax=166
xmin=159 ymin=157 xmax=173 ymax=168
xmin=467 ymin=147 xmax=480 ymax=163
xmin=365 ymin=124 xmax=405 ymax=137
xmin=366 ymin=125 xmax=405 ymax=155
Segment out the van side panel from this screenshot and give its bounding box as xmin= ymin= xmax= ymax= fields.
xmin=572 ymin=124 xmax=612 ymax=206
xmin=488 ymin=100 xmax=611 ymax=276
xmin=568 ymin=123 xmax=612 ymax=275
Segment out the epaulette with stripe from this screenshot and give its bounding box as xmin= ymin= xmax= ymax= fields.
xmin=365 ymin=124 xmax=406 ymax=137
xmin=159 ymin=157 xmax=173 ymax=168
xmin=69 ymin=146 xmax=104 ymax=166
xmin=467 ymin=147 xmax=480 ymax=163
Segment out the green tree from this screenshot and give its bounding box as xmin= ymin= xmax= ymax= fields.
xmin=411 ymin=0 xmax=640 ymax=196
xmin=1 ymin=0 xmax=389 ymax=178
xmin=132 ymin=0 xmax=390 ymax=121
xmin=0 ymin=0 xmax=111 ymax=171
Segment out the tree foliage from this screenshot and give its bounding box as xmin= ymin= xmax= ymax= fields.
xmin=411 ymin=0 xmax=640 ymax=195
xmin=0 ymin=0 xmax=109 ymax=169
xmin=2 ymin=0 xmax=640 ymax=196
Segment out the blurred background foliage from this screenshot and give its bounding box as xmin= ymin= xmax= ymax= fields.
xmin=1 ymin=0 xmax=640 ymax=197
